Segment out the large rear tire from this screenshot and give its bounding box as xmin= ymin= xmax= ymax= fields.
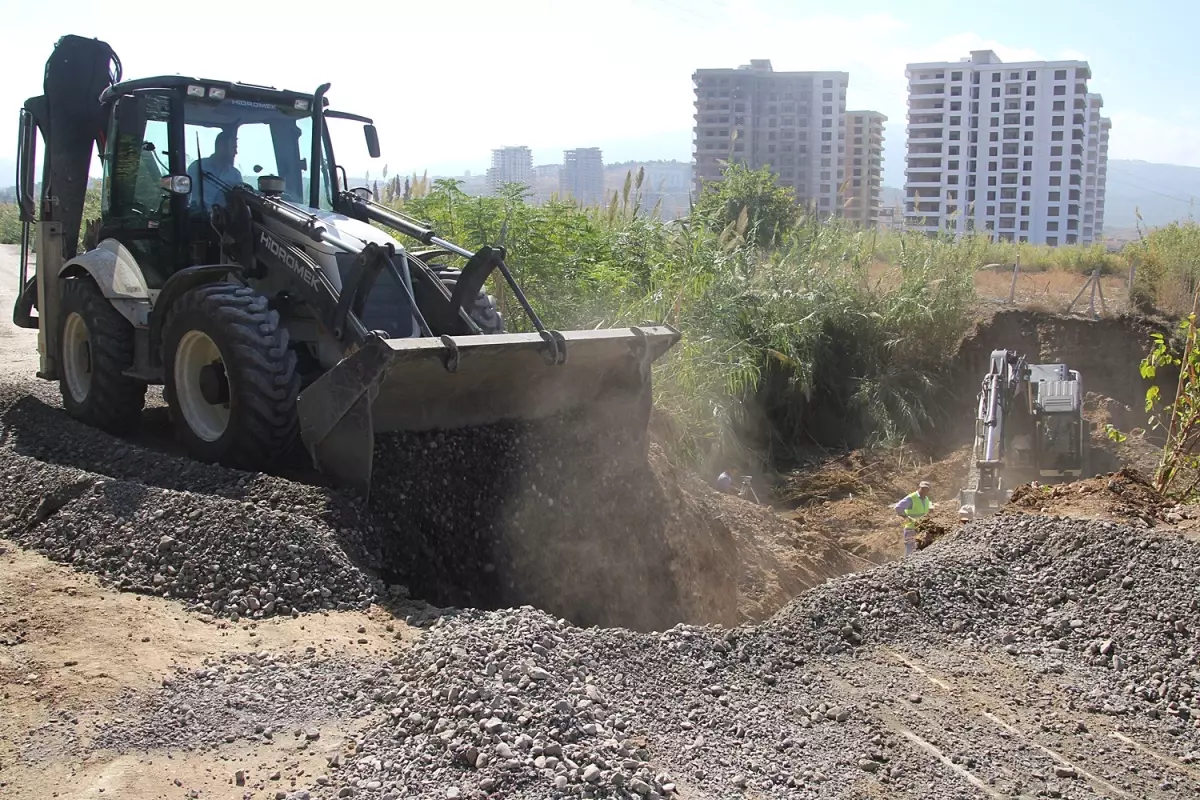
xmin=58 ymin=277 xmax=147 ymax=434
xmin=162 ymin=283 xmax=299 ymax=471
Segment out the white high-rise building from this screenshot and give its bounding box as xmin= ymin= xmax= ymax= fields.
xmin=903 ymin=50 xmax=1111 ymax=246
xmin=1083 ymin=94 xmax=1111 ymax=241
xmin=486 ymin=146 xmax=534 ymax=195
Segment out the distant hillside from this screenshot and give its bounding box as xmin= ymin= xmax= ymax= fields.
xmin=1102 ymin=160 xmax=1198 ymax=231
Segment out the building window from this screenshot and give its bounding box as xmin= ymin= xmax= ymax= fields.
xmin=1054 ymin=69 xmax=1067 ymax=80
xmin=1047 ymin=236 xmax=1058 ymax=246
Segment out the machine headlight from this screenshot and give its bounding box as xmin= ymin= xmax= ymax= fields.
xmin=208 ymin=87 xmax=226 ymax=100
xmin=186 ymin=85 xmax=205 ymax=98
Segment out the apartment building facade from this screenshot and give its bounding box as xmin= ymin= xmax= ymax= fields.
xmin=486 ymin=146 xmax=534 ymax=195
xmin=840 ymin=111 xmax=886 ymax=226
xmin=1083 ymin=94 xmax=1110 ymax=241
xmin=692 ymin=59 xmax=848 ymax=215
xmin=560 ymin=147 xmax=605 ymax=206
xmin=903 ymin=50 xmax=1111 ymax=246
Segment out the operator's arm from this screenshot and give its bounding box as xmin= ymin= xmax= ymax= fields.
xmin=894 ymin=496 xmax=912 ymax=518
xmin=186 ymin=159 xmax=203 ymax=208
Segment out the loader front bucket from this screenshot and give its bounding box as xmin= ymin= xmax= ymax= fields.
xmin=295 ymin=325 xmax=681 ymax=498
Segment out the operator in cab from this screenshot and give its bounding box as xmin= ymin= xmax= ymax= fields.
xmin=187 ymin=129 xmax=243 ymax=211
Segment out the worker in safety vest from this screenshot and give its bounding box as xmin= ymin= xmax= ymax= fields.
xmin=893 ymin=481 xmax=933 ymax=557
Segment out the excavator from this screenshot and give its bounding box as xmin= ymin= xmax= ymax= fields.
xmin=958 ymin=349 xmax=1090 ymax=518
xmin=12 ymin=35 xmax=681 ymax=498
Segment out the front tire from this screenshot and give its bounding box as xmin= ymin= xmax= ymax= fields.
xmin=440 ymin=276 xmax=504 ymax=333
xmin=58 ymin=277 xmax=147 ymax=434
xmin=162 ymin=283 xmax=299 ymax=471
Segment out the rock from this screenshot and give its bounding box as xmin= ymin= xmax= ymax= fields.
xmin=858 ymin=758 xmax=880 ymax=772
xmin=583 ymin=765 xmax=602 ymax=783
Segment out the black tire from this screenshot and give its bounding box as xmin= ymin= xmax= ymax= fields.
xmin=58 ymin=276 xmax=147 ymax=434
xmin=162 ymin=282 xmax=299 ymax=471
xmin=441 ymin=277 xmax=504 ymax=334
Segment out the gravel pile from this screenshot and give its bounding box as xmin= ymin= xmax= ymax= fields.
xmin=92 ymin=513 xmax=1200 ymax=799
xmin=759 ymin=514 xmax=1200 ymax=690
xmin=0 ymin=455 xmax=388 ymax=618
xmin=0 ymin=385 xmax=399 ymax=619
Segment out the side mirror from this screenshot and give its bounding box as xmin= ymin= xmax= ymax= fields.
xmin=161 ymin=175 xmax=192 ymax=195
xmin=364 ymin=124 xmax=381 ymax=159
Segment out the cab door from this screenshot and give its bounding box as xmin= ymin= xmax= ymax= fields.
xmin=99 ymin=90 xmax=188 ymax=288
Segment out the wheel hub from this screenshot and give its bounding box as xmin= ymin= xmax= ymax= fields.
xmin=62 ymin=311 xmax=93 ymax=403
xmin=199 ymin=362 xmax=230 ymax=405
xmin=173 ymin=330 xmax=231 ymax=443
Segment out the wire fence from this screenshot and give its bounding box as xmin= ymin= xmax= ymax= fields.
xmin=973 ymin=260 xmax=1136 ymax=317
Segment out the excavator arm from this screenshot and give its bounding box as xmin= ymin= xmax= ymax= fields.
xmin=959 ymin=349 xmax=1028 ymax=517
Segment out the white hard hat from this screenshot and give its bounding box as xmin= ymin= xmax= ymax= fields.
xmin=919 ymin=481 xmax=932 ymax=489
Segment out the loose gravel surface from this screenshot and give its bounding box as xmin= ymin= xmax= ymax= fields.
xmin=74 ymin=514 xmax=1200 ymax=799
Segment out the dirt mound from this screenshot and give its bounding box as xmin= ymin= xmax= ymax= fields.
xmin=654 ymin=452 xmax=874 ymax=624
xmin=777 ymin=445 xmax=973 ymax=563
xmin=1005 ymin=467 xmax=1189 ymax=528
xmin=914 ymin=516 xmax=952 ymax=550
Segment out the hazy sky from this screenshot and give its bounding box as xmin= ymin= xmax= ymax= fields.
xmin=3 ymin=0 xmax=1198 ymax=189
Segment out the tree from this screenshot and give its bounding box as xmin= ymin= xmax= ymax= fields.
xmin=693 ymin=162 xmax=799 ymax=249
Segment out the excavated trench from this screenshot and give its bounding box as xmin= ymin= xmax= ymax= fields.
xmin=365 ymin=412 xmax=704 ymax=632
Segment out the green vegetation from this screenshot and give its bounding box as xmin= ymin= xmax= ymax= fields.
xmin=1135 ymin=302 xmax=1200 ymax=498
xmin=4 ymin=169 xmax=1200 ymax=471
xmin=399 ymin=172 xmax=978 ymax=466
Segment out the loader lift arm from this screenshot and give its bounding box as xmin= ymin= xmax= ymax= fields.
xmin=333 ymin=191 xmax=569 ymax=365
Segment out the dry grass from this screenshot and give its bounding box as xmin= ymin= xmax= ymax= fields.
xmin=866 ymin=262 xmax=1134 ymax=317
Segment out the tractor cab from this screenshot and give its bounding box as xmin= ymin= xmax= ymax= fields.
xmin=80 ymin=77 xmax=378 ymax=288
